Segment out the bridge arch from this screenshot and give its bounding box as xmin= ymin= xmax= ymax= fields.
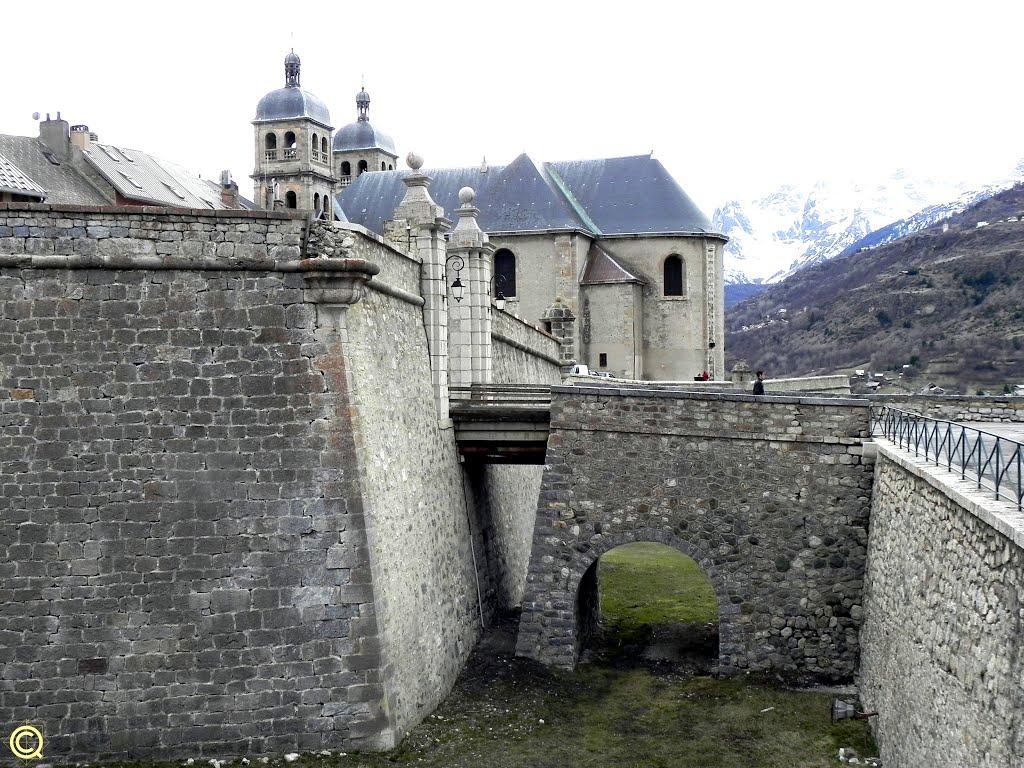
xmin=569 ymin=529 xmax=736 ymax=668
xmin=515 ymin=386 xmax=875 ymax=681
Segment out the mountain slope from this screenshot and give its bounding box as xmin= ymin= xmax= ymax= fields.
xmin=725 ymin=184 xmax=1024 ymax=394
xmin=715 ymin=168 xmax=1023 ymax=296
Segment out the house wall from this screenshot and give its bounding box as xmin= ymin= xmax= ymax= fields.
xmin=603 ymin=235 xmax=725 ymax=381
xmin=580 ymin=282 xmax=640 ymax=378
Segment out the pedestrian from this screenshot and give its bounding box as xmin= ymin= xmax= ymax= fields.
xmin=753 ymin=370 xmax=765 ymax=395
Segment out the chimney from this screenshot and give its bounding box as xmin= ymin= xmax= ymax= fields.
xmin=38 ymin=112 xmax=72 ymax=162
xmin=70 ymin=124 xmax=93 ymax=150
xmin=219 ymin=170 xmax=240 ymax=209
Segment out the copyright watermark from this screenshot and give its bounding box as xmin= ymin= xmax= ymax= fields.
xmin=8 ymin=725 xmax=44 ymax=761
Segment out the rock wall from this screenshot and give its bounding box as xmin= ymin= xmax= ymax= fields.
xmin=516 ymin=387 xmax=875 ymax=680
xmin=871 ymin=393 xmax=1024 ymax=423
xmin=859 ymin=445 xmax=1024 ymax=768
xmin=0 ymin=204 xmax=550 ymax=760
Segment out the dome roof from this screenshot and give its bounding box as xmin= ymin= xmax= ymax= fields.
xmin=255 ymin=87 xmax=331 ymax=126
xmin=333 ymin=121 xmax=396 ymax=155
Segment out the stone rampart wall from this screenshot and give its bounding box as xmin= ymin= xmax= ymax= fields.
xmin=0 ymin=205 xmax=544 ymax=760
xmin=516 ymin=387 xmax=875 ymax=679
xmin=860 ymin=444 xmax=1024 ymax=768
xmin=491 ymin=309 xmax=561 ymax=385
xmin=870 ymin=393 xmax=1024 ymax=422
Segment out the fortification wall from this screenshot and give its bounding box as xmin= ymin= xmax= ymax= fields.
xmin=517 ymin=387 xmax=875 ymax=679
xmin=860 ymin=445 xmax=1024 ymax=768
xmin=491 ymin=310 xmax=561 ymax=385
xmin=0 ymin=204 xmax=544 ymax=760
xmin=871 ymin=393 xmax=1024 ymax=422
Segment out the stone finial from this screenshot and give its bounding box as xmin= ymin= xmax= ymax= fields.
xmin=458 ymin=187 xmax=474 ymax=205
xmin=406 ymin=152 xmax=424 ymax=171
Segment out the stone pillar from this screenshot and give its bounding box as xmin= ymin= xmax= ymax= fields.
xmin=731 ymin=360 xmax=754 ymax=388
xmin=447 ymin=187 xmax=496 ymax=387
xmin=542 ymin=299 xmax=577 ymax=375
xmin=391 ymin=152 xmax=452 ymax=418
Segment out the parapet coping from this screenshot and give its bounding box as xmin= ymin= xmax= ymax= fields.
xmin=0 ymin=252 xmax=379 ymax=275
xmin=875 ymin=439 xmax=1024 ymax=549
xmin=553 ymin=384 xmax=870 ymax=408
xmin=0 ymin=201 xmax=307 ymax=220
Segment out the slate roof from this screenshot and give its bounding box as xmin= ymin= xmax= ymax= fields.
xmin=0 ymin=150 xmax=47 ymax=200
xmin=333 ymin=120 xmax=396 ymax=155
xmin=0 ymin=135 xmax=110 ymax=205
xmin=336 ymin=153 xmax=718 ymax=239
xmin=546 ymin=155 xmax=714 ymax=235
xmin=580 ymin=242 xmax=644 ymax=285
xmin=254 ymin=87 xmax=332 ymax=127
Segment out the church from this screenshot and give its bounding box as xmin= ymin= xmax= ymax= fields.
xmin=253 ymin=50 xmax=727 ymax=381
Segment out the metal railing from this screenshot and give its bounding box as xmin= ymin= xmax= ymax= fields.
xmin=450 ymin=384 xmax=551 ymax=408
xmin=873 ymin=406 xmax=1023 ymax=509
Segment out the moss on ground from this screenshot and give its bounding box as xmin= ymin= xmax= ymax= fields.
xmin=59 ymin=543 xmax=877 ymax=768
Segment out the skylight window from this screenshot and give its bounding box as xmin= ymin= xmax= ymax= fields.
xmin=118 ymin=170 xmax=143 ymax=189
xmin=161 ymin=180 xmax=187 ymax=200
xmin=99 ymin=144 xmax=121 ymax=162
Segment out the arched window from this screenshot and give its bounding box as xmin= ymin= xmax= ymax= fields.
xmin=664 ymin=254 xmax=684 ymax=296
xmin=313 ymin=193 xmax=320 ymax=211
xmin=264 ymin=133 xmax=277 ymax=150
xmin=285 ymin=131 xmax=297 ymax=160
xmin=358 ymin=160 xmax=368 ymax=175
xmin=285 ymin=191 xmax=297 ymax=209
xmin=381 ymin=161 xmax=386 ymax=171
xmin=321 ymin=137 xmax=328 ymax=154
xmin=494 ymin=249 xmax=517 ymax=298
xmin=388 ymin=163 xmax=393 ymax=170
xmin=311 ymin=132 xmax=319 ymax=148
xmin=341 ymin=161 xmax=351 ymax=175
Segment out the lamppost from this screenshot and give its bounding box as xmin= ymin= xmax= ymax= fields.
xmin=445 ymin=254 xmax=465 ymax=302
xmin=491 ymin=273 xmax=507 ymax=311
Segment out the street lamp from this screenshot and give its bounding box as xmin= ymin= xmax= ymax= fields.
xmin=492 ymin=273 xmax=508 ymax=311
xmin=445 ymin=254 xmax=465 ymax=302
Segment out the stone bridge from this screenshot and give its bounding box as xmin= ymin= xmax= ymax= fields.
xmin=514 ymin=385 xmax=876 ymax=681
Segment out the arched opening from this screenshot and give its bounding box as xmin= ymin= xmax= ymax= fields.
xmin=264 ymin=133 xmax=277 ymax=150
xmin=357 ymin=159 xmax=368 ymax=175
xmin=285 ymin=190 xmax=297 ymax=209
xmin=580 ymin=541 xmax=719 ymax=672
xmin=341 ymin=161 xmax=351 ymax=176
xmin=381 ymin=161 xmax=387 ymax=171
xmin=388 ymin=163 xmax=393 ymax=170
xmin=663 ymin=254 xmax=685 ymax=296
xmin=321 ymin=137 xmax=328 ymax=155
xmin=311 ymin=132 xmax=319 ymax=149
xmin=285 ymin=131 xmax=297 ymax=160
xmin=494 ymin=248 xmax=517 ymax=298
xmin=313 ymin=192 xmax=320 ymax=211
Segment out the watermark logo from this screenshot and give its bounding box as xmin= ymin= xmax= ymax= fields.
xmin=8 ymin=725 xmax=44 ymax=761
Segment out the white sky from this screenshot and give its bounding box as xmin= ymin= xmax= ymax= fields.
xmin=4 ymin=0 xmax=1023 ymax=212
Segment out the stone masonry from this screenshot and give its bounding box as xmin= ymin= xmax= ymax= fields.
xmin=516 ymin=386 xmax=876 ymax=680
xmin=0 ymin=203 xmax=557 ymax=761
xmin=859 ymin=444 xmax=1024 ymax=768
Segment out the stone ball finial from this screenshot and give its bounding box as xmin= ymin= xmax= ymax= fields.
xmin=406 ymin=151 xmax=423 ymax=171
xmin=458 ymin=187 xmax=475 ymax=205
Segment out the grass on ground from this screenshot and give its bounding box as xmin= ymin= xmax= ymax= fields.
xmin=67 ymin=542 xmax=877 ymax=768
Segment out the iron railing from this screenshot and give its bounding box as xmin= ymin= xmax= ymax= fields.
xmin=872 ymin=406 xmax=1023 ymax=510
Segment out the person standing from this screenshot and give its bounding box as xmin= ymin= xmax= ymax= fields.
xmin=752 ymin=370 xmax=765 ymax=395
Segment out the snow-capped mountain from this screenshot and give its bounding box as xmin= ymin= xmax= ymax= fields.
xmin=715 ymin=166 xmax=1024 ymax=287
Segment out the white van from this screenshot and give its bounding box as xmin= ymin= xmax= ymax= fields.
xmin=570 ymin=364 xmax=590 ymax=376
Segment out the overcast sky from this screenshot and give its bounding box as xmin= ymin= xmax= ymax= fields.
xmin=4 ymin=0 xmax=1023 ymax=213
